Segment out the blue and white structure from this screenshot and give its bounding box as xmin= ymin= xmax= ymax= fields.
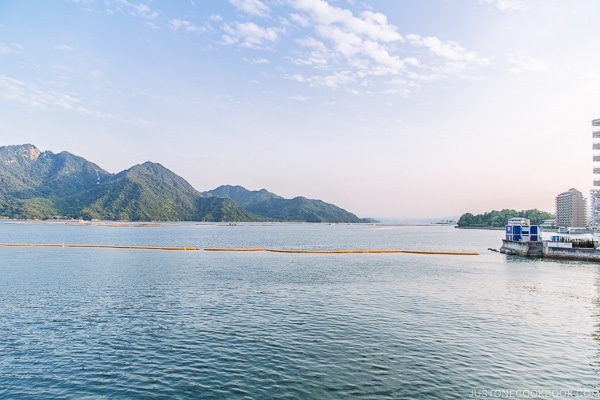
xmin=504 ymin=218 xmax=540 ymax=242
xmin=500 ymin=218 xmax=542 ymax=256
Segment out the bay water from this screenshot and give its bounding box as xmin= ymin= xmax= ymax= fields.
xmin=1 ymin=221 xmax=599 ymax=399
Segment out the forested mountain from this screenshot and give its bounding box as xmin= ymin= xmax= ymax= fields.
xmin=0 ymin=144 xmax=111 ymax=198
xmin=206 ymin=185 xmax=283 ymax=208
xmin=62 ymin=162 xmax=258 ymax=222
xmin=206 ymin=185 xmax=368 ymax=223
xmin=0 ymin=144 xmax=367 ymax=223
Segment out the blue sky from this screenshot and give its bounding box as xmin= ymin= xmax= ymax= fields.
xmin=1 ymin=0 xmax=599 ymax=219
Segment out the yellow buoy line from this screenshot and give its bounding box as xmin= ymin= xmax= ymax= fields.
xmin=204 ymin=247 xmax=266 ymax=252
xmin=204 ymin=248 xmax=478 ymax=255
xmin=1 ymin=243 xmax=199 ymax=251
xmin=1 ymin=243 xmax=478 ymax=255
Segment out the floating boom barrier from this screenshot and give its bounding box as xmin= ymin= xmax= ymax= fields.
xmin=204 ymin=247 xmax=266 ymax=252
xmin=205 ymin=248 xmax=479 ymax=255
xmin=1 ymin=244 xmax=478 ymax=255
xmin=1 ymin=243 xmax=199 ymax=251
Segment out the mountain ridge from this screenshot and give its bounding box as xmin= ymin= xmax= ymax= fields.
xmin=0 ymin=144 xmax=367 ymax=223
xmin=206 ymin=185 xmax=367 ymax=223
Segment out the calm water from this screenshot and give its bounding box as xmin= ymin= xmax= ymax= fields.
xmin=1 ymin=221 xmax=599 ymax=399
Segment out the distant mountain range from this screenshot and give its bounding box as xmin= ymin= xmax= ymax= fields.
xmin=0 ymin=144 xmax=368 ymax=223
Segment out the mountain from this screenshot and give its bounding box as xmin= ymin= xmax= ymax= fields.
xmin=0 ymin=145 xmax=367 ymax=223
xmin=0 ymin=145 xmax=258 ymax=221
xmin=206 ymin=185 xmax=368 ymax=223
xmin=0 ymin=144 xmax=111 ymax=198
xmin=65 ymin=162 xmax=257 ymax=222
xmin=205 ymin=185 xmax=283 ymax=208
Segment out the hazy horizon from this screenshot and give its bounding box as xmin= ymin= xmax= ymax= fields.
xmin=1 ymin=1 xmax=598 ymax=219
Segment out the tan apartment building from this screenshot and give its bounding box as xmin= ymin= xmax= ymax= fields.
xmin=556 ymin=188 xmax=586 ymax=227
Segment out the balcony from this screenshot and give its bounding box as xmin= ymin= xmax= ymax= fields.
xmin=594 ymin=119 xmax=600 ymax=126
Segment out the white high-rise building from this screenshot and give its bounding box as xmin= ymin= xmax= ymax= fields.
xmin=592 ymin=118 xmax=600 ymax=229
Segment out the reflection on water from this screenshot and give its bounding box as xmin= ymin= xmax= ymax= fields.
xmin=0 ymin=222 xmax=599 ymax=398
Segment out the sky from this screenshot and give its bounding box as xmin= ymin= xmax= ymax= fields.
xmin=1 ymin=0 xmax=600 ymax=220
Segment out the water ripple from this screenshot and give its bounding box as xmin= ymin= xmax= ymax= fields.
xmin=1 ymin=223 xmax=600 ymax=398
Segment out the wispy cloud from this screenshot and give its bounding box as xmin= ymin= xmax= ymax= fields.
xmin=480 ymin=0 xmax=526 ymax=12
xmin=229 ymin=0 xmax=271 ymax=18
xmin=247 ymin=57 xmax=269 ymax=65
xmin=54 ymin=44 xmax=75 ymax=52
xmin=81 ymin=0 xmax=491 ymax=95
xmin=506 ymin=51 xmax=548 ymax=74
xmin=282 ymin=0 xmax=408 ymax=89
xmin=0 ymin=74 xmax=151 ymax=124
xmin=283 ymin=0 xmax=489 ymax=91
xmin=114 ymin=0 xmax=158 ymax=19
xmin=406 ymin=35 xmax=489 ymax=65
xmin=0 ymin=75 xmax=99 ymax=116
xmin=0 ymin=42 xmax=24 ymax=55
xmin=222 ymin=22 xmax=284 ymax=49
xmin=169 ymin=19 xmax=206 ymax=34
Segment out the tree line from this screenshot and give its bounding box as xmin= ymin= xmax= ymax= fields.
xmin=457 ymin=209 xmax=553 ymax=228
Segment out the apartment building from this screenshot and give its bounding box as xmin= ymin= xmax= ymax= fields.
xmin=555 ymin=188 xmax=586 ymax=227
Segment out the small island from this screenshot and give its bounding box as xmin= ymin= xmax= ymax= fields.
xmin=456 ymin=209 xmax=554 ymax=229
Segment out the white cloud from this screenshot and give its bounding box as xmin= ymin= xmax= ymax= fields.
xmin=293 ymin=0 xmax=402 ymax=43
xmin=284 ymin=0 xmax=409 ymax=88
xmin=506 ymin=51 xmax=548 ymax=74
xmin=290 ymin=70 xmax=354 ymax=89
xmin=222 ymin=22 xmax=284 ymax=49
xmin=406 ymin=34 xmax=489 ymax=66
xmin=248 ymin=58 xmax=269 ymax=64
xmin=114 ymin=0 xmax=158 ymax=19
xmin=169 ymin=19 xmax=205 ymax=33
xmin=290 ymin=13 xmax=310 ymax=27
xmin=210 ymin=0 xmax=491 ymax=91
xmin=403 ymin=34 xmax=490 ymax=81
xmin=229 ymin=0 xmax=270 ymax=17
xmin=480 ymin=0 xmax=526 ymax=12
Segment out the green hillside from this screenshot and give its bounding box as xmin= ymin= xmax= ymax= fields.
xmin=0 ymin=144 xmax=366 ymax=223
xmin=207 ymin=185 xmax=368 ymax=223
